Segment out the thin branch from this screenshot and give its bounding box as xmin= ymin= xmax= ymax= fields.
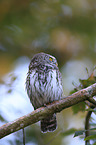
xmin=23 ymin=128 xmax=25 ymax=145
xmin=0 ymin=83 xmax=96 ymax=139
xmin=87 ymin=97 xmax=96 ymax=106
xmin=85 ymin=110 xmax=92 ymax=145
xmin=85 ymin=99 xmax=96 ymax=145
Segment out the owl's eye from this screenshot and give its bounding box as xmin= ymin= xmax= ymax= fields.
xmin=49 ymin=57 xmax=53 ymax=62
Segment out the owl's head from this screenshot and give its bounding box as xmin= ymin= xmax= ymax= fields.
xmin=29 ymin=52 xmax=58 ymax=69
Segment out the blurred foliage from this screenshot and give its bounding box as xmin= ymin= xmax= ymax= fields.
xmin=79 ymin=72 xmax=96 ymax=89
xmin=0 ymin=0 xmax=96 ymax=76
xmin=0 ymin=0 xmax=96 ymax=145
xmin=71 ymin=68 xmax=96 ymax=144
xmin=0 ymin=115 xmax=7 ymax=122
xmin=72 ymin=102 xmax=86 ymax=114
xmin=71 ymin=68 xmax=96 ymax=114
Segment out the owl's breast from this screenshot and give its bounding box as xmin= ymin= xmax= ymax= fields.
xmin=27 ymin=69 xmax=63 ymax=108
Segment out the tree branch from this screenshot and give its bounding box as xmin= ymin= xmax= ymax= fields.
xmin=85 ymin=109 xmax=93 ymax=145
xmin=85 ymin=99 xmax=96 ymax=145
xmin=0 ymin=83 xmax=96 ymax=139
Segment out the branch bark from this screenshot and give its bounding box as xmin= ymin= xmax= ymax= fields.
xmin=0 ymin=83 xmax=96 ymax=139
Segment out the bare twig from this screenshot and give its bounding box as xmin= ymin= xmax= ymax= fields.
xmin=0 ymin=83 xmax=96 ymax=139
xmin=85 ymin=101 xmax=96 ymax=145
xmin=87 ymin=97 xmax=96 ymax=106
xmin=23 ymin=128 xmax=25 ymax=145
xmin=85 ymin=110 xmax=92 ymax=145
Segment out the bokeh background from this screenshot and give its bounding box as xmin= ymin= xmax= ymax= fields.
xmin=0 ymin=0 xmax=96 ymax=145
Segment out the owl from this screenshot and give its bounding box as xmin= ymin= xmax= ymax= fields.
xmin=26 ymin=52 xmax=63 ymax=133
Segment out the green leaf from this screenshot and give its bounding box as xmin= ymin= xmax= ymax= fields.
xmin=62 ymin=128 xmax=77 ymax=137
xmin=74 ymin=128 xmax=96 ymax=138
xmin=90 ymin=128 xmax=96 ymax=131
xmin=85 ymin=108 xmax=96 ymax=112
xmin=0 ymin=115 xmax=5 ymax=122
xmin=7 ymin=89 xmax=12 ymax=93
xmin=84 ymin=135 xmax=96 ymax=141
xmin=0 ymin=115 xmax=7 ymax=122
xmin=74 ymin=130 xmax=85 ymax=137
xmin=72 ymin=102 xmax=86 ymax=114
xmin=74 ymin=127 xmax=96 ymax=137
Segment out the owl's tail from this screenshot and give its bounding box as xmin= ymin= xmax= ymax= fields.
xmin=41 ymin=113 xmax=57 ymax=133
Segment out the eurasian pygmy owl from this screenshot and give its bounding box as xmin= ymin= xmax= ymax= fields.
xmin=26 ymin=52 xmax=63 ymax=133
